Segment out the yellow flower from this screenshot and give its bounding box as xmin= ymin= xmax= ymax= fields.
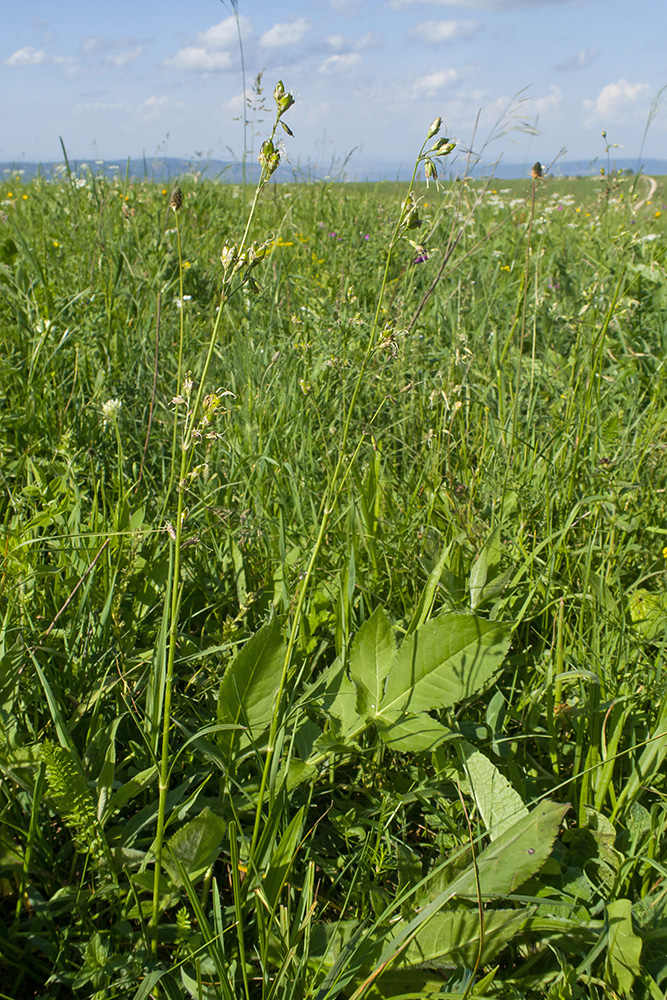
xmin=7 ymin=192 xmax=12 ymax=198
xmin=663 ymin=546 xmax=667 ymax=560
xmin=183 ymin=261 xmax=192 ymax=268
xmin=655 ymin=210 xmax=662 ymax=219
xmin=500 ymin=264 xmax=511 ymax=272
xmin=162 ymin=188 xmax=168 ymax=195
xmin=52 ymin=240 xmax=60 ymax=248
xmin=22 ymin=194 xmax=28 ymax=200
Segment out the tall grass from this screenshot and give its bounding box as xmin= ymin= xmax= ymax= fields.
xmin=1 ymin=100 xmax=667 ymax=999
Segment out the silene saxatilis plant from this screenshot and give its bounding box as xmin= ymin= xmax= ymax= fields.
xmin=7 ymin=52 xmax=667 ymax=1000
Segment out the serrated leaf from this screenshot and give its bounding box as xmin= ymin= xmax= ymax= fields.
xmin=376 ymin=712 xmax=453 ymax=753
xmin=448 ymin=799 xmax=569 ymax=899
xmin=379 ymin=613 xmax=511 ymax=719
xmin=163 ymin=807 xmax=226 ymax=887
xmin=461 ymin=741 xmax=528 ymax=840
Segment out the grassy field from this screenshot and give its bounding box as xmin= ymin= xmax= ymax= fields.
xmin=2 ymin=95 xmax=667 ymax=999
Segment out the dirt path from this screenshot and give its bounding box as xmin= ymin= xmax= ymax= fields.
xmin=633 ymin=175 xmax=658 ymax=211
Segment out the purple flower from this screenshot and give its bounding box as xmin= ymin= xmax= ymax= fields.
xmin=364 ymin=234 xmax=370 ymax=240
xmin=413 ymin=251 xmax=429 ymax=264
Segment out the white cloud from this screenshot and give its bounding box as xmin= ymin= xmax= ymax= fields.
xmin=164 ymin=16 xmax=250 ymax=73
xmin=583 ymin=78 xmax=651 ymax=122
xmin=556 ymin=48 xmax=597 ymax=71
xmin=407 ymin=20 xmax=479 ymax=43
xmin=106 ymin=46 xmax=143 ymax=69
xmin=5 ymin=46 xmax=77 ymax=75
xmin=326 ymin=31 xmax=381 ymax=53
xmin=163 ymin=46 xmax=232 ymax=72
xmin=330 ymin=0 xmax=364 ymax=13
xmin=73 ymin=100 xmax=127 ymax=116
xmin=319 ymin=52 xmax=362 ymax=76
xmin=533 ymin=85 xmax=562 ymax=115
xmin=72 ymin=95 xmax=181 ymax=125
xmin=5 ymin=46 xmax=48 ymax=66
xmin=198 ymin=16 xmax=252 ymax=50
xmin=356 ymin=31 xmax=382 ymax=50
xmin=259 ymin=18 xmax=310 ymax=49
xmin=413 ymin=68 xmax=460 ymax=98
xmin=138 ymin=96 xmax=172 ymax=123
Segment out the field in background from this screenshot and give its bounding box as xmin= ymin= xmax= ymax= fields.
xmin=2 ymin=160 xmax=667 ymax=998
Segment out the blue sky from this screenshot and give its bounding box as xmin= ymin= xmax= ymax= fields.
xmin=3 ymin=0 xmax=666 ymax=175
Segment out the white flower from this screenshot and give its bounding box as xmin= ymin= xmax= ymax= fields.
xmin=101 ymin=398 xmax=122 ymax=426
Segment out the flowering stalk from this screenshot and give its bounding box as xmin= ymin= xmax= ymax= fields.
xmin=249 ymin=117 xmax=456 ymax=857
xmin=149 ymin=83 xmax=295 ymax=956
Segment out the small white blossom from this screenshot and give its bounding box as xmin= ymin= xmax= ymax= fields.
xmin=101 ymin=398 xmax=122 ymax=426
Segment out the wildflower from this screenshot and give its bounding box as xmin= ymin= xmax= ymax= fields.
xmin=663 ymin=546 xmax=667 ymax=560
xmin=655 ymin=210 xmax=662 ymax=219
xmin=101 ymin=398 xmax=122 ymax=426
xmin=413 ymin=250 xmax=429 ymax=264
xmin=500 ymin=265 xmax=511 ymax=272
xmin=22 ymin=194 xmax=27 ymax=201
xmin=175 ymin=295 xmax=192 ymax=308
xmin=52 ymin=240 xmax=60 ymax=248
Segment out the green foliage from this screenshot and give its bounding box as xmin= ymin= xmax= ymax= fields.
xmin=1 ymin=113 xmax=667 ymax=1000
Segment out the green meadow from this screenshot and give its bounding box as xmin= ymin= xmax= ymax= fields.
xmin=2 ymin=95 xmax=667 ymax=999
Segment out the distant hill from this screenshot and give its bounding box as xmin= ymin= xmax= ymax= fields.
xmin=2 ymin=155 xmax=667 ymax=184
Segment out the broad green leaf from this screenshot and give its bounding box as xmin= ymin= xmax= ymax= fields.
xmin=376 ymin=712 xmax=452 ymax=753
xmin=461 ymin=741 xmax=528 ymax=840
xmin=380 ymin=613 xmax=511 ymax=718
xmin=398 ymin=906 xmax=529 ymax=969
xmin=371 ymin=800 xmax=569 ymax=985
xmin=318 ymin=657 xmax=362 ymax=741
xmin=263 ymin=805 xmax=305 ymax=910
xmin=163 ymin=807 xmax=226 ymax=887
xmin=470 ymin=526 xmax=501 ymax=611
xmin=217 ymin=617 xmax=286 ymax=762
xmin=605 ymin=899 xmax=642 ymax=996
xmin=448 ymin=799 xmax=569 ymax=899
xmin=417 ymin=800 xmax=569 ymax=914
xmin=469 ymin=550 xmax=488 ymax=612
xmin=349 ymin=607 xmax=396 ymax=717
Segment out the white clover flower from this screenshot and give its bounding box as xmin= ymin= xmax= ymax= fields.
xmin=101 ymin=398 xmax=122 ymax=426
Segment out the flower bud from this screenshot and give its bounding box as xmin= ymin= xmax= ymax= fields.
xmin=424 ymin=158 xmax=437 ymax=181
xmin=427 ymin=116 xmax=442 ymax=139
